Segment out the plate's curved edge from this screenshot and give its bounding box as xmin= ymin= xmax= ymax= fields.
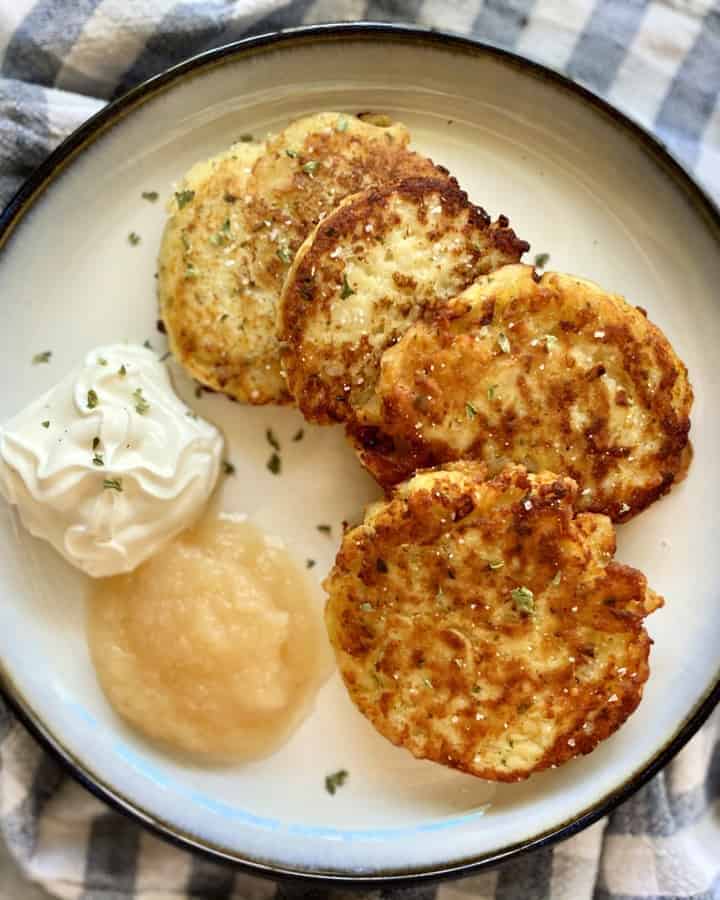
xmin=0 ymin=20 xmax=719 ymax=883
xmin=2 ymin=22 xmax=719 ymax=248
xmin=4 ymin=667 xmax=720 ymax=885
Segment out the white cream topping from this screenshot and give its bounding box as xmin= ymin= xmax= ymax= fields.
xmin=0 ymin=344 xmax=223 ymax=577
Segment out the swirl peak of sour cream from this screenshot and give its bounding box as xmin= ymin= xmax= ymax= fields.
xmin=0 ymin=344 xmax=223 ymax=577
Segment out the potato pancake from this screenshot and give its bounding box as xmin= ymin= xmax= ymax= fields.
xmin=159 ymin=112 xmax=445 ymax=404
xmin=351 ymin=264 xmax=692 ymax=521
xmin=325 ymin=462 xmax=662 ymax=781
xmin=279 ymin=177 xmax=528 ymax=423
xmin=157 ymin=140 xmax=292 ymax=404
xmin=246 ymin=111 xmax=444 ymax=300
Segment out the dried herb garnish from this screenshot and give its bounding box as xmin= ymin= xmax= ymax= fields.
xmin=266 ymin=428 xmax=280 ymax=451
xmin=324 ymin=770 xmax=348 ymax=795
xmin=133 ymin=388 xmax=149 ymax=415
xmin=340 ymin=274 xmax=354 ymax=299
xmin=175 ymin=189 xmax=195 ymax=209
xmin=511 ymin=586 xmax=535 ymax=613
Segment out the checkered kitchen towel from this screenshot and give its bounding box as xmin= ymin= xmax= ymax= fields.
xmin=1 ymin=1 xmax=719 ymax=898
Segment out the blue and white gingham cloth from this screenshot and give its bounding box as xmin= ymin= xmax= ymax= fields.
xmin=1 ymin=2 xmax=719 ymax=898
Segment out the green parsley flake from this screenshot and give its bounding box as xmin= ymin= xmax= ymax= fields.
xmin=511 ymin=586 xmax=535 ymax=613
xmin=534 ymin=252 xmax=550 ymax=269
xmin=423 ymin=678 xmax=433 ymax=689
xmin=238 ymin=133 xmax=254 ymax=142
xmin=544 ymin=333 xmax=558 ymax=349
xmin=41 ymin=420 xmax=50 ymax=429
xmin=285 ymin=149 xmax=298 ymax=158
xmin=184 ymin=265 xmax=197 ymax=279
xmin=317 ymin=524 xmax=332 ymax=535
xmin=92 ymin=437 xmax=100 ymax=450
xmin=87 ymin=389 xmax=99 ymax=410
xmin=32 ymin=351 xmax=52 ymax=365
xmin=488 ymin=559 xmax=504 ymax=570
xmin=92 ymin=454 xmax=104 ymax=467
xmin=324 ymin=769 xmax=348 ymax=795
xmin=292 ymin=428 xmax=304 ymax=442
xmin=360 ymin=602 xmax=374 ymax=612
xmin=267 ymin=452 xmax=281 ymax=475
xmin=361 ymin=113 xmax=392 ymax=127
xmin=466 ymin=401 xmax=477 ymax=419
xmin=143 ymin=339 xmax=153 ymax=350
xmin=141 ymin=191 xmax=159 ymax=202
xmin=133 ymin=388 xmax=150 ymax=415
xmin=118 ymin=365 xmax=127 ymax=377
xmin=487 ymin=384 xmax=498 ymax=401
xmin=128 ymin=232 xmax=141 ymax=246
xmin=340 ymin=274 xmax=354 ymax=299
xmin=223 ymin=460 xmax=235 ymax=476
xmin=306 ymin=559 xmax=316 ymax=569
xmin=266 ymin=428 xmax=280 ymax=451
xmin=103 ymin=478 xmax=122 ymax=492
xmin=277 ymin=246 xmax=293 ymax=264
xmin=302 ymin=160 xmax=319 ymax=175
xmin=160 ymin=351 xmax=171 ymax=362
xmin=336 ymin=116 xmax=349 ymax=132
xmin=498 ymin=333 xmax=511 ymax=353
xmin=97 ymin=357 xmax=108 ymax=366
xmin=175 ymin=189 xmax=195 ymax=209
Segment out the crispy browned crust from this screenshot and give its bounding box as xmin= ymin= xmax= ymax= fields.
xmin=324 ymin=463 xmax=662 ymax=781
xmin=246 ymin=114 xmax=447 ymax=298
xmin=279 ymin=177 xmax=529 ymax=424
xmin=160 ymin=113 xmax=445 ymax=405
xmin=350 ymin=265 xmax=693 ymax=522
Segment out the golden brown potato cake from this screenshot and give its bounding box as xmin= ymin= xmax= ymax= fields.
xmin=279 ymin=177 xmax=529 ymax=424
xmin=158 ymin=140 xmax=293 ymax=405
xmin=159 ymin=112 xmax=444 ymax=404
xmin=324 ymin=462 xmax=662 ymax=782
xmin=351 ymin=264 xmax=693 ymax=522
xmin=245 ymin=111 xmax=446 ymax=298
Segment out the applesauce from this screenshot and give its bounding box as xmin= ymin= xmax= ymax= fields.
xmin=88 ymin=515 xmax=332 ymax=761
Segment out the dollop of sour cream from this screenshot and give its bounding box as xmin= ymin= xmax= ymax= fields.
xmin=0 ymin=344 xmax=223 ymax=577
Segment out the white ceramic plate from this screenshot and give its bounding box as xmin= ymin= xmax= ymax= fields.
xmin=1 ymin=23 xmax=719 ymax=883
